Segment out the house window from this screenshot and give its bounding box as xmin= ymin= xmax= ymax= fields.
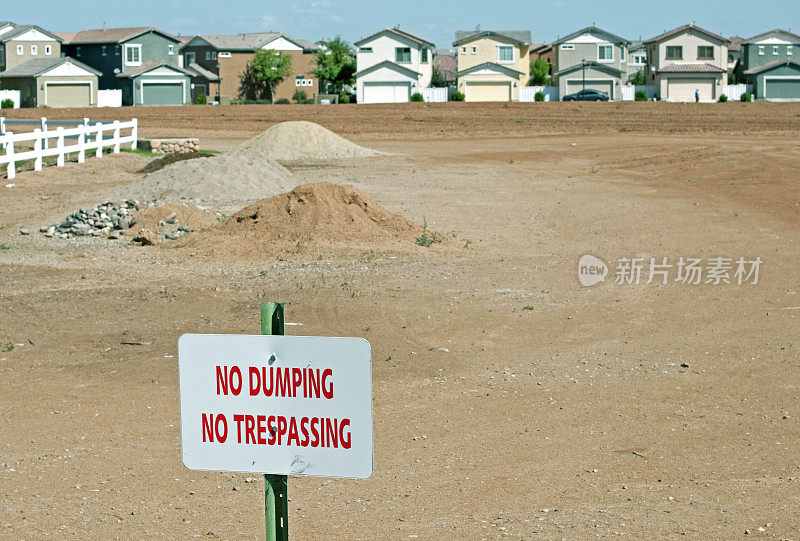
xmin=560 ymin=44 xmax=575 ymax=50
xmin=16 ymin=44 xmax=23 ymax=55
xmin=211 ymin=51 xmax=217 ymax=60
xmin=665 ymin=45 xmax=682 ymax=60
xmin=76 ymin=46 xmax=81 ymax=57
xmin=395 ymin=47 xmax=411 ymax=63
xmin=758 ymin=45 xmax=765 ymax=55
xmin=169 ymin=44 xmax=175 ymax=55
xmin=185 ymin=51 xmax=196 ymax=64
xmin=632 ymin=54 xmax=645 ymax=65
xmin=45 ymin=45 xmax=51 ymax=55
xmin=358 ymin=47 xmax=373 ymax=53
xmin=620 ymin=48 xmax=625 ymax=60
xmin=421 ymin=48 xmax=428 ymax=62
xmin=471 ymin=46 xmax=477 ymax=54
xmin=125 ymin=44 xmax=142 ymax=66
xmin=461 ymin=46 xmax=466 ymax=53
xmin=498 ymin=45 xmax=513 ymax=62
xmin=218 ymin=51 xmax=231 ymax=58
xmin=115 ymin=45 xmax=120 ymax=56
xmin=30 ymin=45 xmax=37 ymax=55
xmin=102 ymin=45 xmax=107 ymax=56
xmin=598 ymin=45 xmax=613 ymax=61
xmin=205 ymin=51 xmax=211 ymax=60
xmin=788 ymin=46 xmax=793 ymax=56
xmin=697 ymin=46 xmax=714 ymax=60
xmin=772 ymin=45 xmax=779 ymax=55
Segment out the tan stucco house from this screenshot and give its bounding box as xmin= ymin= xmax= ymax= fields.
xmin=453 ymin=30 xmax=531 ymax=101
xmin=0 ymin=23 xmax=63 ymax=72
xmin=0 ymin=57 xmax=100 ymax=108
xmin=644 ymin=23 xmax=729 ymax=102
xmin=552 ymin=26 xmax=629 ymax=100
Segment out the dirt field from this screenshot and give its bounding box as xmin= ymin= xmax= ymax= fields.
xmin=1 ymin=103 xmax=799 ymax=539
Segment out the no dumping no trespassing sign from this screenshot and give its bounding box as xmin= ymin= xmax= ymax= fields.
xmin=178 ymin=334 xmax=373 ymax=479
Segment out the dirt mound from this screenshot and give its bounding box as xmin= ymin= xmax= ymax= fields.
xmin=107 ymin=154 xmax=296 ymax=212
xmin=187 ymin=182 xmax=424 ymax=257
xmin=137 ymin=152 xmax=213 ymax=174
xmin=130 ymin=202 xmax=219 ymax=244
xmin=231 ymin=121 xmax=380 ymax=161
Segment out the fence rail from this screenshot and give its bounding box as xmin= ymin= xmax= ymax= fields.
xmin=1 ymin=118 xmax=137 ymax=179
xmin=621 ymin=85 xmax=658 ymax=101
xmin=520 ymin=86 xmax=560 ymax=102
xmin=721 ymin=84 xmax=752 ymax=101
xmin=421 ymin=87 xmax=452 ymax=103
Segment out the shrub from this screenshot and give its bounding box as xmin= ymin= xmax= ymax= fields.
xmin=292 ymin=89 xmax=307 ymax=103
xmin=339 ymin=91 xmax=350 ymax=104
xmin=534 ymin=91 xmax=545 ymax=102
xmin=194 ymin=94 xmax=206 ymax=105
xmin=718 ymin=94 xmax=728 ymax=103
xmin=410 ymin=92 xmax=424 ymax=102
xmin=634 ymin=89 xmax=648 ymax=101
xmin=452 ymin=91 xmax=465 ymax=102
xmin=740 ymin=92 xmax=752 ymax=102
xmin=1 ymin=98 xmax=13 ymax=109
xmin=275 ymin=98 xmax=290 ymax=104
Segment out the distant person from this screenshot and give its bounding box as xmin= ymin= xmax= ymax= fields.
xmin=695 ymin=89 xmax=700 ymax=103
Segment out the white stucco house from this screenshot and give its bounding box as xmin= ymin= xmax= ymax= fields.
xmin=354 ymin=27 xmax=435 ymax=103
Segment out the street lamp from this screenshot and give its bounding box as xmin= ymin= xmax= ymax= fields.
xmin=582 ymin=59 xmax=589 ymax=92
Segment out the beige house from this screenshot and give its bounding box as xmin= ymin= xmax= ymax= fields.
xmin=0 ymin=57 xmax=100 ymax=107
xmin=453 ymin=30 xmax=531 ymax=101
xmin=0 ymin=23 xmax=63 ymax=72
xmin=644 ymin=23 xmax=729 ymax=102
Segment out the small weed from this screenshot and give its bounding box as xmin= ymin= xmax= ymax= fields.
xmin=0 ymin=244 xmax=9 ymax=250
xmin=686 ymin=177 xmax=698 ymax=183
xmin=2 ymin=343 xmax=13 ymax=352
xmin=589 ymin=166 xmax=599 ymax=174
xmin=415 ymin=216 xmax=434 ymax=247
xmin=514 ymin=118 xmax=523 ymax=124
xmin=523 ymin=306 xmax=535 ymax=311
xmin=619 ymin=126 xmax=627 ymax=133
xmin=363 ymin=326 xmax=371 ymax=332
xmin=428 ymin=347 xmax=435 ymax=351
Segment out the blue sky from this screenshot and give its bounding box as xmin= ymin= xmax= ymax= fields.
xmin=7 ymin=0 xmax=800 ymax=48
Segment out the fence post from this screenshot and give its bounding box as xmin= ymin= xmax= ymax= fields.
xmin=56 ymin=127 xmax=65 ymax=167
xmin=40 ymin=117 xmax=48 ymax=150
xmin=131 ymin=118 xmax=138 ymax=150
xmin=4 ymin=131 xmax=14 ymax=180
xmin=33 ymin=128 xmax=43 ymax=171
xmin=83 ymin=117 xmax=90 ymax=127
xmin=112 ymin=120 xmax=120 ymax=153
xmin=95 ymin=122 xmax=103 ymax=158
xmin=78 ymin=124 xmax=86 ymax=164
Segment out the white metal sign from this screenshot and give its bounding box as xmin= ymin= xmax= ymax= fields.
xmin=178 ymin=334 xmax=373 ymax=479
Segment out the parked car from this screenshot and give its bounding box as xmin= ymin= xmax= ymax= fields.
xmin=562 ymin=89 xmax=609 ymax=101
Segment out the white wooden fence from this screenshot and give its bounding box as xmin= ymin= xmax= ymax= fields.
xmin=721 ymin=84 xmax=752 ymax=101
xmin=421 ymin=87 xmax=452 ymax=103
xmin=621 ymin=85 xmax=658 ymax=101
xmin=0 ymin=90 xmax=21 ymax=109
xmin=520 ymin=86 xmax=559 ymax=102
xmin=1 ymin=118 xmax=137 ymax=179
xmin=97 ymin=89 xmax=123 ymax=108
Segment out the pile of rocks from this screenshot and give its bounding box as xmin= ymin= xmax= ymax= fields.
xmin=43 ymin=200 xmax=148 ymax=239
xmin=138 ymin=138 xmax=200 ymax=155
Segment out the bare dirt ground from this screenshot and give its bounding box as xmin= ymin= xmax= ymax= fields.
xmin=1 ymin=103 xmax=799 ymax=539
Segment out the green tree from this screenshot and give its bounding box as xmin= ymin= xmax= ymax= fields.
xmin=241 ymin=49 xmax=291 ymax=103
xmin=430 ymin=66 xmax=446 ymax=88
xmin=313 ymin=36 xmax=356 ymax=93
xmin=629 ymin=70 xmax=645 ymax=85
xmin=529 ymin=58 xmax=550 ymax=85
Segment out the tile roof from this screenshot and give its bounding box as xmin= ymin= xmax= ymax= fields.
xmin=658 ymin=63 xmax=725 ymax=73
xmin=743 ymin=29 xmax=800 ymax=44
xmin=116 ymin=61 xmax=193 ymax=78
xmin=645 ymin=24 xmax=728 ymax=45
xmin=0 ymin=57 xmax=101 ymax=77
xmin=190 ymin=32 xmax=319 ymax=51
xmin=453 ymin=30 xmax=531 ymax=46
xmin=744 ymin=58 xmax=800 ymax=75
xmin=727 ymin=36 xmax=743 ymax=52
xmin=354 ymin=27 xmax=435 ymax=48
xmin=60 ymin=27 xmax=177 ymax=44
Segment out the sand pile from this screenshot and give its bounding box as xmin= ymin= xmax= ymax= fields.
xmin=186 ymin=182 xmax=423 ymax=257
xmin=231 ymin=121 xmax=380 ymax=161
xmin=106 ymin=153 xmax=296 ymax=212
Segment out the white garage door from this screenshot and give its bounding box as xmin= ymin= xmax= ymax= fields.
xmin=363 ymin=83 xmax=409 ymax=104
xmin=465 ymin=82 xmax=511 ymax=102
xmin=667 ymin=79 xmax=715 ymax=102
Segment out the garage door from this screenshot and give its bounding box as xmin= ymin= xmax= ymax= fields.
xmin=566 ymin=80 xmax=613 ymax=99
xmin=667 ymin=79 xmax=714 ymax=102
xmin=764 ymin=78 xmax=800 ymax=100
xmin=363 ymin=83 xmax=409 ymax=103
xmin=142 ymin=82 xmax=184 ymax=106
xmin=47 ymin=83 xmax=91 ymax=108
xmin=465 ymin=82 xmax=511 ymax=102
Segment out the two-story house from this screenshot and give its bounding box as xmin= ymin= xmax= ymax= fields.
xmin=552 ymin=26 xmax=629 ymax=100
xmin=738 ymin=30 xmax=800 ymax=101
xmin=181 ymin=33 xmax=320 ymax=103
xmin=0 ymin=24 xmax=62 ymax=72
xmin=627 ymin=41 xmax=647 ymax=82
xmin=59 ymin=27 xmax=192 ymax=106
xmin=453 ymin=30 xmax=531 ymax=102
xmin=644 ymin=24 xmax=728 ymax=102
xmin=354 ymin=27 xmax=435 ymax=103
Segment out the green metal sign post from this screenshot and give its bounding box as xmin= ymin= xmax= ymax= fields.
xmin=260 ymin=302 xmax=289 ymax=541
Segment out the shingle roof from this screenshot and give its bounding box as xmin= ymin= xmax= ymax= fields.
xmin=354 ymin=27 xmax=434 ymax=48
xmin=60 ymin=27 xmax=178 ymax=44
xmin=658 ymin=63 xmax=725 ymax=73
xmin=188 ymin=32 xmax=319 ymax=51
xmin=743 ymin=29 xmax=800 ymax=44
xmin=553 ymin=26 xmax=628 ymax=45
xmin=353 ymin=59 xmax=420 ymax=78
xmin=187 ymin=62 xmax=220 ymax=81
xmin=0 ymin=24 xmax=62 ymax=43
xmin=744 ymin=58 xmax=800 ymax=75
xmin=116 ymin=61 xmax=193 ymax=78
xmin=554 ymin=60 xmax=624 ymax=77
xmin=644 ymin=24 xmax=728 ymax=45
xmin=453 ymin=30 xmax=531 ymax=46
xmin=0 ymin=57 xmax=101 ymax=77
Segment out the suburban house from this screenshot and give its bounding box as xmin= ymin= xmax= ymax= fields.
xmin=453 ymin=30 xmax=531 ymax=102
xmin=59 ymin=27 xmax=192 ymax=106
xmin=529 ymin=43 xmax=553 ymax=76
xmin=433 ymin=48 xmax=456 ymax=86
xmin=552 ymin=26 xmax=629 ymax=100
xmin=738 ymin=30 xmax=800 ymax=101
xmin=0 ymin=57 xmax=100 ymax=107
xmin=180 ymin=33 xmax=320 ymax=103
xmin=354 ymin=27 xmax=435 ymax=103
xmin=644 ymin=24 xmax=729 ymax=102
xmin=727 ymin=36 xmax=743 ymax=73
xmin=0 ymin=23 xmax=63 ymax=72
xmin=627 ymin=41 xmax=647 ymax=82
